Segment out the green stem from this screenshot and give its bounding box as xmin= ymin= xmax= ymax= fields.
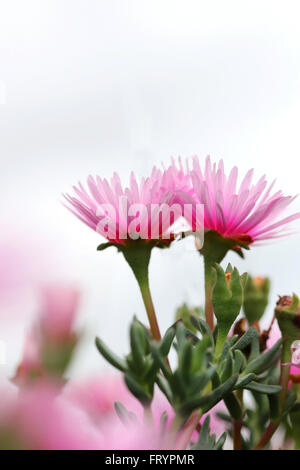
xmin=233 ymin=390 xmax=244 ymax=450
xmin=279 ymin=340 xmax=292 ymax=409
xmin=138 ymin=277 xmax=161 ymax=341
xmin=254 ymin=421 xmax=278 ymax=450
xmin=214 ymin=330 xmax=227 ymax=359
xmin=233 ymin=419 xmax=243 ymax=450
xmin=204 ymin=259 xmax=214 ymax=331
xmin=122 ymin=244 xmax=161 ymax=341
xmin=254 ymin=339 xmax=292 ymax=450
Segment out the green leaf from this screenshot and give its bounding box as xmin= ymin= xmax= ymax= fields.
xmin=124 ymin=374 xmax=152 ymax=405
xmin=245 ymin=382 xmax=282 ymax=394
xmin=234 ymin=373 xmax=257 ymax=389
xmin=232 ymin=327 xmax=258 ymax=351
xmin=220 ymin=351 xmax=234 ymax=382
xmin=233 ymin=350 xmax=246 ymax=374
xmin=159 ymin=325 xmax=176 ymax=357
xmin=191 ymin=416 xmax=226 ymax=450
xmin=95 ymin=337 xmax=126 ymax=372
xmin=156 ymin=374 xmax=173 ymax=404
xmin=97 ymin=242 xmax=117 ymax=251
xmin=178 ymin=341 xmax=193 ymax=380
xmin=179 ymin=373 xmax=238 ymax=417
xmin=202 ymin=373 xmax=239 ymax=413
xmin=245 ymin=338 xmax=282 ymax=374
xmin=190 ymin=315 xmax=214 ymax=347
xmin=224 ymin=393 xmax=243 ymax=420
xmin=189 ymin=365 xmax=217 ymax=395
xmin=114 ymin=401 xmax=137 ymax=424
xmin=130 ymin=318 xmax=147 ymax=373
xmin=214 ymin=432 xmax=227 ymax=450
xmin=150 ymin=343 xmax=172 ymax=380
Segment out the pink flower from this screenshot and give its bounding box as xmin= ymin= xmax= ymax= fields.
xmin=63 ymin=373 xmax=174 ymax=427
xmin=13 ymin=326 xmax=43 ymax=385
xmin=39 ymin=285 xmax=80 ymax=343
xmin=63 ymin=167 xmax=188 ymax=245
xmin=186 ymin=156 xmax=300 ymax=244
xmin=0 ymin=382 xmax=102 ymax=450
xmin=14 ymin=285 xmax=80 ymax=385
xmin=0 ymin=381 xmax=164 ymax=450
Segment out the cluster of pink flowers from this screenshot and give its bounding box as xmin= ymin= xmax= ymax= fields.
xmin=64 ymin=156 xmax=300 ymax=246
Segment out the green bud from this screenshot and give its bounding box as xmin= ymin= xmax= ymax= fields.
xmin=275 ymin=294 xmax=300 ymax=372
xmin=212 ymin=264 xmax=246 ymax=357
xmin=243 ymin=275 xmax=270 ymax=325
xmin=175 ymin=303 xmax=203 ymax=334
xmin=275 ymin=294 xmax=300 ymax=344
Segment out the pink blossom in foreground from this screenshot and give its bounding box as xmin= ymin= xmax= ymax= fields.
xmin=39 ymin=285 xmax=80 ymax=343
xmin=14 ymin=285 xmax=80 ymax=385
xmin=63 ymin=373 xmax=227 ymax=444
xmin=63 ymin=373 xmax=173 ymax=426
xmin=0 ymin=382 xmax=164 ymax=450
xmin=63 ymin=166 xmax=189 ymax=244
xmin=13 ymin=326 xmax=43 ymax=385
xmin=186 ymin=156 xmax=300 ymax=244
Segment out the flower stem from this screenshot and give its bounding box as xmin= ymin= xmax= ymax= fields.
xmin=233 ymin=419 xmax=243 ymax=450
xmin=138 ymin=277 xmax=161 ymax=341
xmin=253 ymin=421 xmax=278 ymax=450
xmin=279 ymin=340 xmax=292 ymax=408
xmin=143 ymin=404 xmax=154 ymax=426
xmin=204 ymin=259 xmax=214 ymax=331
xmin=254 ymin=340 xmax=291 ymax=450
xmin=233 ymin=389 xmax=244 ymax=450
xmin=122 ymin=244 xmax=161 ymax=341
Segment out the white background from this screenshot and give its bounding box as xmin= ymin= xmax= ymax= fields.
xmin=0 ymin=0 xmax=299 ymax=378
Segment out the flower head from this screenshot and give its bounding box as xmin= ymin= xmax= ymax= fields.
xmin=189 ymin=156 xmax=300 ymax=245
xmin=63 ymin=166 xmax=189 ymax=246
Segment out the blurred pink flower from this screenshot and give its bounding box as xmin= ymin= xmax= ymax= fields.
xmin=13 ymin=326 xmax=43 ymax=385
xmin=63 ymin=373 xmax=227 ymax=446
xmin=0 ymin=382 xmax=163 ymax=450
xmin=0 ymin=382 xmax=103 ymax=449
xmin=39 ymin=285 xmax=80 ymax=343
xmin=63 ymin=167 xmax=188 ymax=244
xmin=187 ymin=156 xmax=300 ymax=244
xmin=63 ymin=373 xmax=173 ymax=426
xmin=14 ymin=285 xmax=80 ymax=385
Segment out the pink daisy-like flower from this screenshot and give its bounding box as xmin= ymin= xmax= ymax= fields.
xmin=187 ymin=156 xmax=300 ymax=245
xmin=63 ymin=165 xmax=190 ymax=246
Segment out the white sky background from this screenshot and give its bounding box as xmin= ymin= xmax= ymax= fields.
xmin=0 ymin=0 xmax=300 ymax=378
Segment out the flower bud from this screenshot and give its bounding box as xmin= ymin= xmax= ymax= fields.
xmin=275 ymin=294 xmax=300 ymax=345
xmin=175 ymin=303 xmax=202 ymax=334
xmin=243 ymin=276 xmax=270 ymax=325
xmin=275 ymin=294 xmax=300 ymax=382
xmin=212 ymin=264 xmax=246 ymax=357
